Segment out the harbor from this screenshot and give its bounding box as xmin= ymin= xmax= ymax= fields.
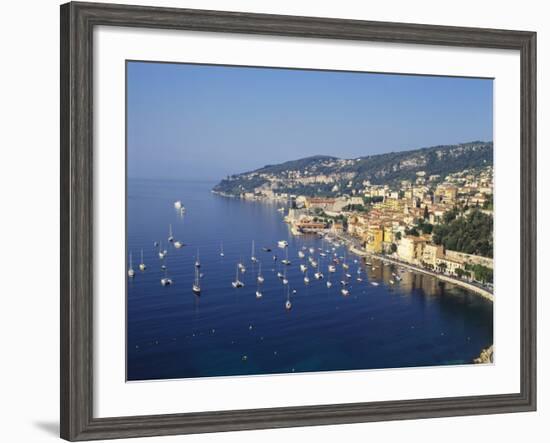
xmin=127 ymin=178 xmax=493 ymax=381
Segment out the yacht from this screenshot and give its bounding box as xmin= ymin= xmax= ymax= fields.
xmin=194 ymin=249 xmax=201 ymax=268
xmin=232 ymin=265 xmax=244 ymax=288
xmin=298 ymin=250 xmax=305 ymax=259
xmin=328 ymin=264 xmax=336 ymax=273
xmin=341 ymin=288 xmax=350 ymax=296
xmin=160 ymin=268 xmax=172 ymax=286
xmin=277 ymin=240 xmax=288 ymax=248
xmin=128 ymin=252 xmax=135 ymax=278
xmin=158 ymin=241 xmax=166 ymax=259
xmin=238 ymin=259 xmax=246 ymax=273
xmin=371 ymin=282 xmax=380 ymax=286
xmin=168 ymin=224 xmax=174 ymax=243
xmin=138 ymin=249 xmax=146 ymax=271
xmin=257 ymin=263 xmax=264 ymax=284
xmin=192 ymin=267 xmax=201 ymax=295
xmin=285 ymin=286 xmax=292 ymax=310
xmin=174 ymin=200 xmax=183 ymax=210
xmin=281 ymin=248 xmax=291 ymax=265
xmin=300 ymin=264 xmax=308 ymax=273
xmin=174 ymin=240 xmax=184 ymax=249
xmin=314 ymin=260 xmax=324 ymax=280
xmin=251 ymin=240 xmax=257 ymax=263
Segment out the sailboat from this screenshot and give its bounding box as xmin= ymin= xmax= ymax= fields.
xmin=232 ymin=264 xmax=244 ymax=288
xmin=194 ymin=249 xmax=200 ymax=268
xmin=304 ymin=269 xmax=310 ymax=284
xmin=300 ymin=263 xmax=308 ymax=273
xmin=160 ymin=268 xmax=172 ymax=286
xmin=256 ymin=266 xmax=263 ymax=298
xmin=128 ymin=252 xmax=135 ymax=277
xmin=257 ymin=263 xmax=264 ymax=284
xmin=168 ymin=224 xmax=174 ymax=243
xmin=326 ymin=273 xmax=332 ymax=288
xmin=298 ymin=250 xmax=305 ymax=259
xmin=328 ymin=264 xmax=336 ymax=273
xmin=220 ymin=242 xmax=224 ymax=257
xmin=282 ymin=267 xmax=288 ymax=285
xmin=281 ymin=247 xmax=291 ymax=265
xmin=192 ymin=266 xmax=201 ymax=294
xmin=238 ymin=256 xmax=246 ymax=273
xmin=342 ymin=254 xmax=349 ymax=270
xmin=174 ymin=240 xmax=184 ymax=249
xmin=139 ymin=249 xmax=146 ymax=271
xmin=314 ymin=258 xmax=324 ymax=280
xmin=158 ymin=241 xmax=166 ymax=259
xmin=285 ymin=286 xmax=292 ymax=310
xmin=251 ymin=240 xmax=257 ymax=263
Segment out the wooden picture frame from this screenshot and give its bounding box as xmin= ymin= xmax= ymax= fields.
xmin=60 ymin=1 xmax=536 ymax=440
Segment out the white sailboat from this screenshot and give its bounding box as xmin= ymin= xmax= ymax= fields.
xmin=285 ymin=286 xmax=292 ymax=310
xmin=281 ymin=248 xmax=291 ymax=265
xmin=220 ymin=242 xmax=224 ymax=257
xmin=192 ymin=266 xmax=201 ymax=294
xmin=139 ymin=249 xmax=146 ymax=271
xmin=328 ymin=264 xmax=336 ymax=273
xmin=160 ymin=268 xmax=172 ymax=286
xmin=158 ymin=241 xmax=166 ymax=259
xmin=304 ymin=269 xmax=310 ymax=284
xmin=168 ymin=224 xmax=174 ymax=242
xmin=194 ymin=249 xmax=200 ymax=268
xmin=282 ymin=267 xmax=288 ymax=285
xmin=251 ymin=240 xmax=257 ymax=263
xmin=314 ymin=258 xmax=324 ymax=280
xmin=174 ymin=240 xmax=184 ymax=249
xmin=128 ymin=252 xmax=135 ymax=278
xmin=256 ymin=266 xmax=263 ymax=298
xmin=257 ymin=262 xmax=264 ymax=284
xmin=232 ymin=265 xmax=244 ymax=288
xmin=326 ymin=273 xmax=332 ymax=288
xmin=238 ymin=257 xmax=246 ymax=273
xmin=174 ymin=200 xmax=183 ymax=209
xmin=300 ymin=264 xmax=308 ymax=273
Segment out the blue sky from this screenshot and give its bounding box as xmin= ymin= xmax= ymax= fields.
xmin=127 ymin=61 xmax=493 ymax=180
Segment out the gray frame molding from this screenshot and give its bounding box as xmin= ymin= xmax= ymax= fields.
xmin=60 ymin=2 xmax=537 ymax=441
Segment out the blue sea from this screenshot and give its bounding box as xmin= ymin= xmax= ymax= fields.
xmin=126 ymin=178 xmax=493 ymax=381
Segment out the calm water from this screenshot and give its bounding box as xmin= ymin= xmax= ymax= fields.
xmin=127 ymin=179 xmax=493 ymax=381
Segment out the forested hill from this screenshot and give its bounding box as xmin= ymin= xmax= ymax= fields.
xmin=213 ymin=141 xmax=493 ymax=196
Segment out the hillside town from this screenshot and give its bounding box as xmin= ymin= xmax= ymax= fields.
xmin=225 ymin=165 xmax=494 ymax=293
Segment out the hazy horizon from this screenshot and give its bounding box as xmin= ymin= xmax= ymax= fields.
xmin=127 ymin=62 xmax=493 ymax=181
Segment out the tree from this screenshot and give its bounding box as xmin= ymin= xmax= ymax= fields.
xmin=390 ymin=243 xmax=397 ymax=253
xmin=433 ymin=209 xmax=493 ymax=258
xmin=395 ymin=231 xmax=402 ymax=241
xmin=405 ymin=227 xmax=419 ymax=236
xmin=423 ymin=205 xmax=429 ymax=220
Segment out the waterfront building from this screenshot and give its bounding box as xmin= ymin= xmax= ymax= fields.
xmin=365 ymin=225 xmax=384 ymax=254
xmin=397 ymin=236 xmax=428 ymax=264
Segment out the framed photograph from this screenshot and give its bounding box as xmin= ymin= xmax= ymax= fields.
xmin=60 ymin=2 xmax=536 ymax=440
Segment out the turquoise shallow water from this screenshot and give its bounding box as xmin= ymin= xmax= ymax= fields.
xmin=126 ymin=178 xmax=493 ymax=381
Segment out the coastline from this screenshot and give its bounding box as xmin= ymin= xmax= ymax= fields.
xmin=371 ymin=253 xmax=494 ymax=302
